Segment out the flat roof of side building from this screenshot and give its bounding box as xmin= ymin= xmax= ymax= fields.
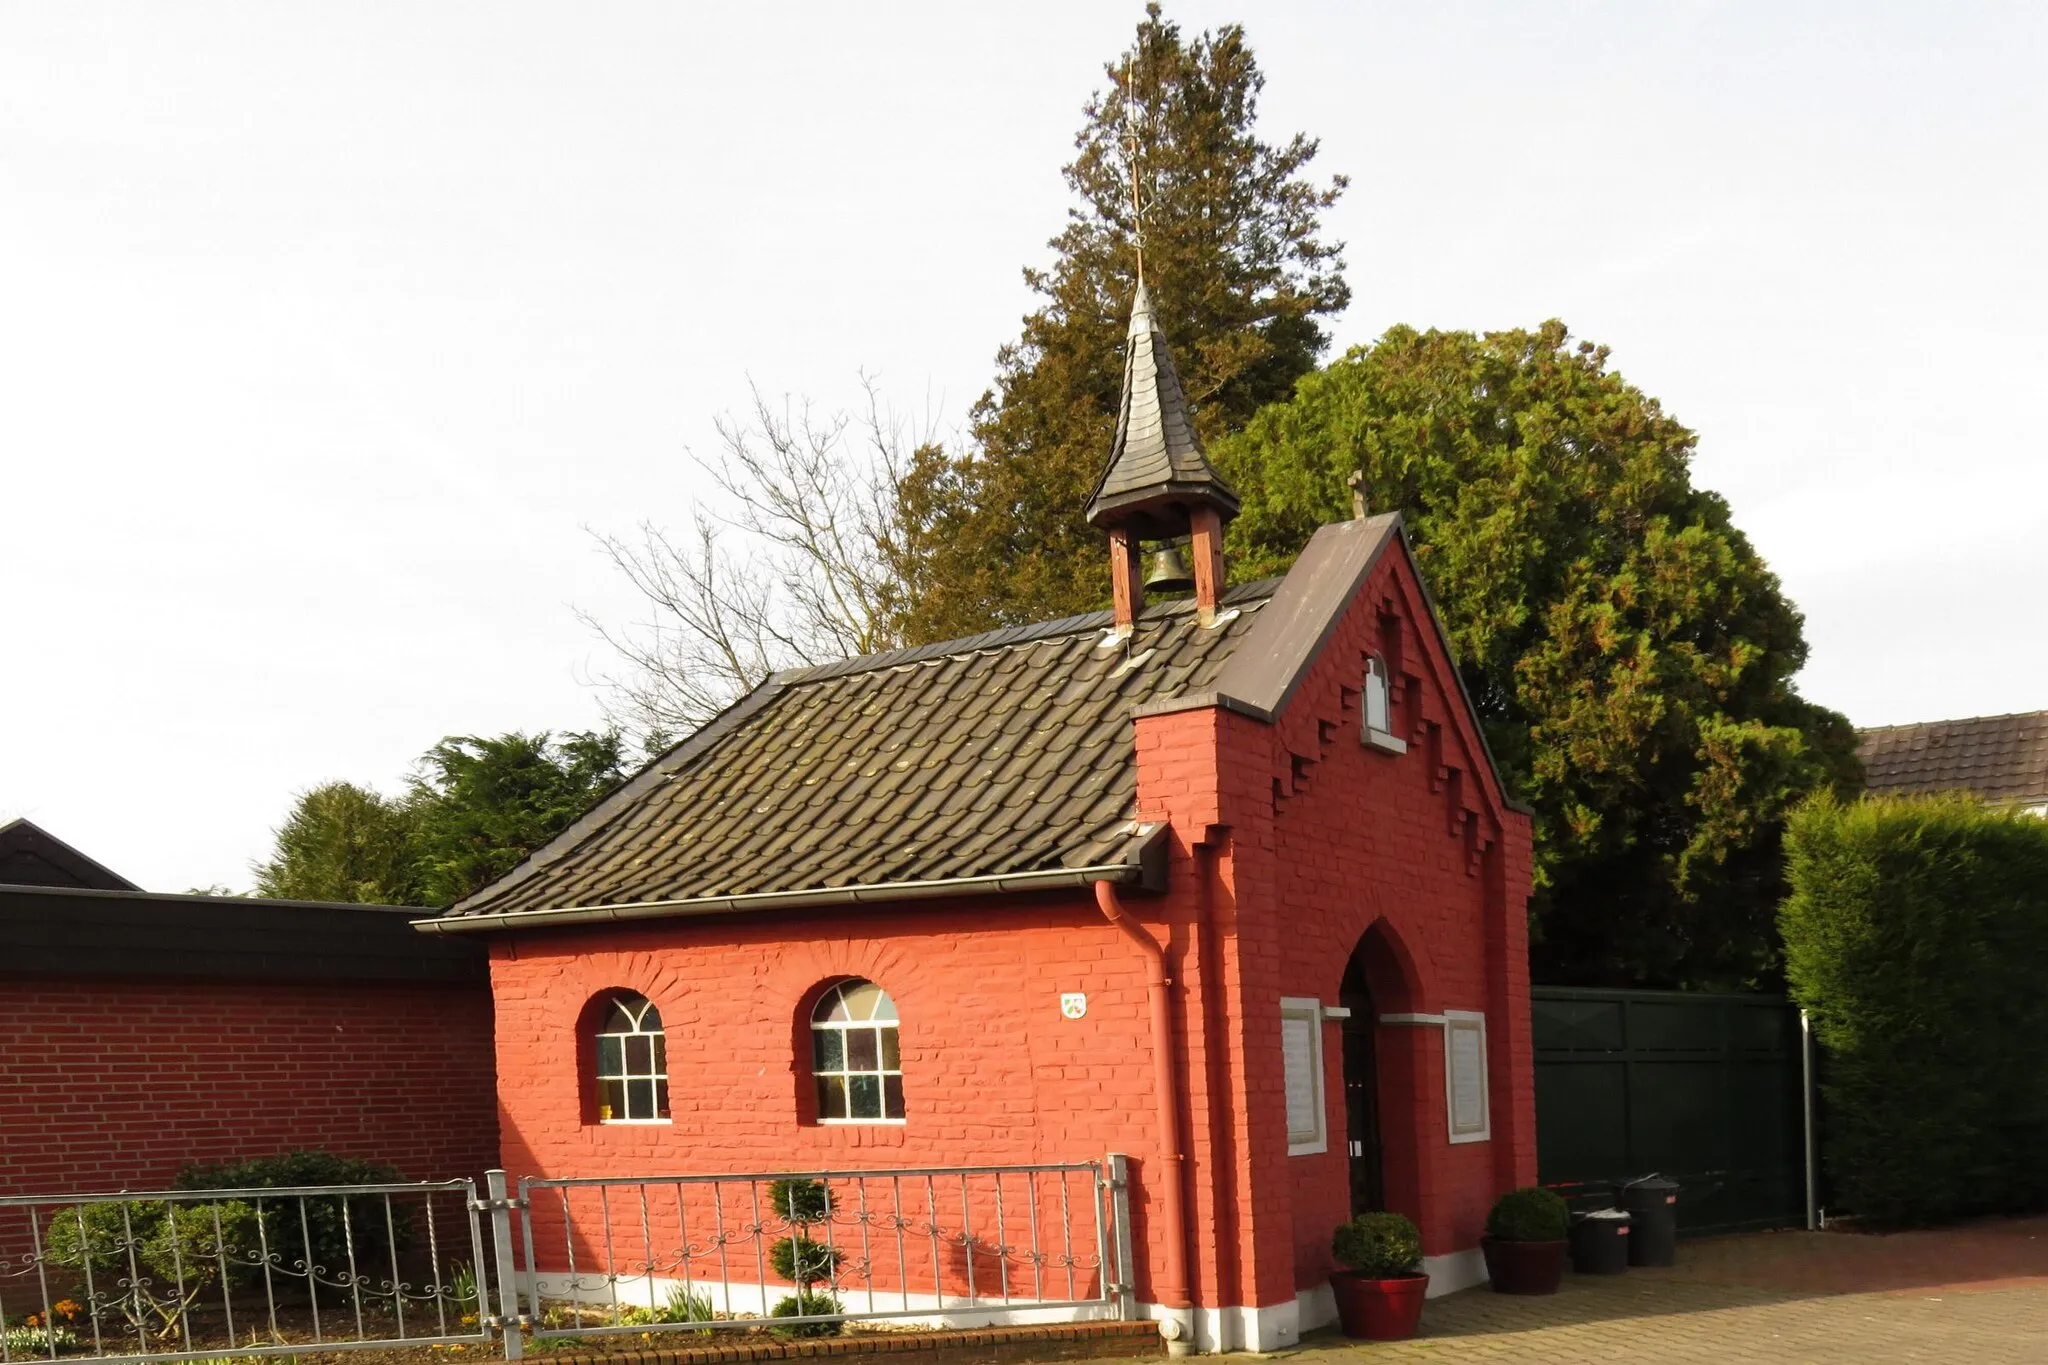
xmin=0 ymin=883 xmax=484 ymax=981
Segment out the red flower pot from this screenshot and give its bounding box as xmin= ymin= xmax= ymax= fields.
xmin=1330 ymin=1270 xmax=1428 ymax=1340
xmin=1481 ymin=1237 xmax=1566 ymax=1295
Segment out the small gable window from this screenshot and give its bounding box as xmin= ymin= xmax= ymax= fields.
xmin=595 ymin=992 xmax=670 ymax=1123
xmin=811 ymin=980 xmax=905 ymax=1123
xmin=1363 ymin=656 xmax=1407 ymax=754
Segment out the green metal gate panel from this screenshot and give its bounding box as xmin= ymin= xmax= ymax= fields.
xmin=1533 ymin=987 xmax=1804 ymax=1235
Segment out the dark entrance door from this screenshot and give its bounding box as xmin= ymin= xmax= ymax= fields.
xmin=1339 ymin=952 xmax=1384 ymax=1214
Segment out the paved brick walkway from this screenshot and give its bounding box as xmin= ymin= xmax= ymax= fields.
xmin=1284 ymin=1217 xmax=2048 ymax=1363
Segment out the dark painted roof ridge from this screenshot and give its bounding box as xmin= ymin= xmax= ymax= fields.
xmin=770 ymin=579 xmax=1282 ymax=688
xmin=1856 ymin=709 xmax=2048 ymax=734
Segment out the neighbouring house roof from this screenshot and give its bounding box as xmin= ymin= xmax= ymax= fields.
xmin=0 ymin=818 xmax=142 ymax=891
xmin=1083 ymin=280 xmax=1240 ymax=538
xmin=1857 ymin=710 xmax=2048 ymax=809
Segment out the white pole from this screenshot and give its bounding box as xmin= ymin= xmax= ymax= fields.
xmin=1799 ymin=1010 xmax=1819 ymax=1231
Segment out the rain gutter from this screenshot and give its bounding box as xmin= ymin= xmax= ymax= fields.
xmin=412 ymin=859 xmax=1149 ymax=935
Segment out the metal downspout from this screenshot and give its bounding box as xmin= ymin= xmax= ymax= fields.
xmin=1094 ymin=879 xmax=1193 ymax=1349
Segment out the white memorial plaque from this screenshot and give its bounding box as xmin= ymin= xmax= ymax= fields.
xmin=1443 ymin=1011 xmax=1491 ymax=1143
xmin=1283 ymin=1016 xmax=1317 ymax=1137
xmin=1279 ymin=997 xmax=1327 ymax=1154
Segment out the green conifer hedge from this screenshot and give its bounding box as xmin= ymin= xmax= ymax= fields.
xmin=1780 ymin=794 xmax=2048 ymax=1224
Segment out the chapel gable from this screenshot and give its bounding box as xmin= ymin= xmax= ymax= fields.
xmin=1136 ymin=513 xmax=1522 ymax=879
xmin=1271 ymin=555 xmax=1511 ymax=878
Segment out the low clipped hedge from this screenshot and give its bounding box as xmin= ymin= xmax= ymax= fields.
xmin=1331 ymin=1212 xmax=1421 ymax=1277
xmin=1780 ymin=794 xmax=2048 ymax=1224
xmin=175 ymin=1151 xmax=405 ymax=1279
xmin=1485 ymin=1187 xmax=1568 ymax=1242
xmin=769 ymin=1289 xmax=843 ymax=1338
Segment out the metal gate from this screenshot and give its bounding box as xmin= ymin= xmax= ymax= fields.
xmin=1533 ymin=987 xmax=1808 ymax=1235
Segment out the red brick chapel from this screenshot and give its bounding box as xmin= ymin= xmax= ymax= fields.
xmin=418 ymin=282 xmax=1536 ymax=1351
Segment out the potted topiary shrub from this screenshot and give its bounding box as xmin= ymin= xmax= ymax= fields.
xmin=1329 ymin=1212 xmax=1428 ymax=1340
xmin=1481 ymin=1187 xmax=1569 ymax=1295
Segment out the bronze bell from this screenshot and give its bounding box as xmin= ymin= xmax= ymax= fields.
xmin=1144 ymin=545 xmax=1195 ymax=594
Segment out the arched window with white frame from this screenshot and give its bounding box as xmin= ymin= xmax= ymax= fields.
xmin=1362 ymin=654 xmax=1406 ymax=753
xmin=1364 ymin=655 xmax=1391 ymax=732
xmin=594 ymin=992 xmax=669 ymax=1123
xmin=810 ymin=979 xmax=904 ymax=1123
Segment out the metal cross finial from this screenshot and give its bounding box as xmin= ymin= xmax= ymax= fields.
xmin=1122 ymin=49 xmax=1150 ymax=285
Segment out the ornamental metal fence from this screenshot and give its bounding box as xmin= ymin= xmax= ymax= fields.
xmin=1 ymin=1162 xmax=1134 ymax=1364
xmin=503 ymin=1160 xmax=1133 ymax=1359
xmin=0 ymin=1179 xmax=491 ymax=1365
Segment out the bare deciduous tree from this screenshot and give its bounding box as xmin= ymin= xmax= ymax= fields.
xmin=581 ymin=380 xmax=923 ymax=749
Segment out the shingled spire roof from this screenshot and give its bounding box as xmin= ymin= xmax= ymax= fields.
xmin=1084 ymin=281 xmax=1240 ymax=540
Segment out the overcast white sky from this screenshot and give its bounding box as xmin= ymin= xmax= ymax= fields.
xmin=3 ymin=2 xmax=2042 ymax=893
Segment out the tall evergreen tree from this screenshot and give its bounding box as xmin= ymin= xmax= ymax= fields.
xmin=251 ymin=730 xmax=623 ymax=907
xmin=1216 ymin=321 xmax=1863 ymax=987
xmin=409 ymin=730 xmax=625 ymax=907
xmin=891 ymin=3 xmax=1348 ymax=642
xmin=253 ymin=781 xmax=420 ymax=904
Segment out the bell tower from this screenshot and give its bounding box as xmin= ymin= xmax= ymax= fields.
xmin=1084 ymin=281 xmax=1240 ymax=633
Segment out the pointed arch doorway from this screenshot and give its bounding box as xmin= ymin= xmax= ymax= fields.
xmin=1340 ymin=940 xmax=1385 ymax=1215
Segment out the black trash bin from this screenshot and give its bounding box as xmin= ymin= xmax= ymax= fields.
xmin=1569 ymin=1208 xmax=1632 ymax=1274
xmin=1620 ymin=1177 xmax=1680 ymax=1267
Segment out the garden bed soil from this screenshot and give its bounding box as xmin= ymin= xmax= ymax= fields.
xmin=18 ymin=1319 xmax=1157 ymax=1365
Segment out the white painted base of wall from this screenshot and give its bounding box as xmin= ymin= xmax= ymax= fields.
xmin=526 ymin=1274 xmax=1118 ymax=1331
xmin=1152 ymin=1301 xmax=1291 ymax=1354
xmin=524 ymin=1251 xmax=1486 ymax=1354
xmin=1154 ymin=1245 xmax=1487 ymax=1353
xmin=1420 ymin=1246 xmax=1489 ymax=1297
